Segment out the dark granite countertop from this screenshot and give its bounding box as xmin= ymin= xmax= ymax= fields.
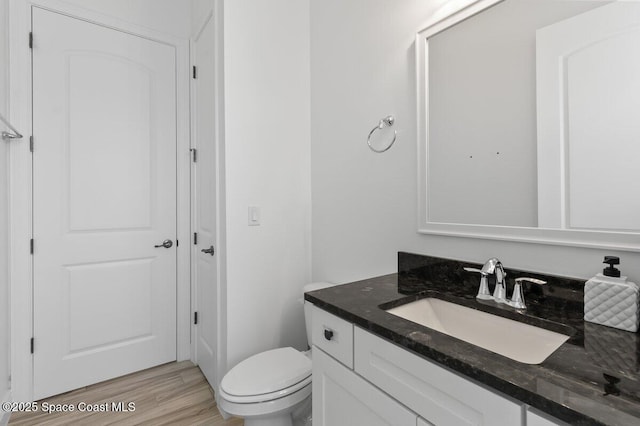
xmin=304 ymin=252 xmax=640 ymax=426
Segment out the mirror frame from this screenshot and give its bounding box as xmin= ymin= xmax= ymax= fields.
xmin=416 ymin=0 xmax=640 ymax=252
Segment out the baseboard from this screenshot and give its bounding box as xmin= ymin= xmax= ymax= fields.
xmin=0 ymin=390 xmax=11 ymax=426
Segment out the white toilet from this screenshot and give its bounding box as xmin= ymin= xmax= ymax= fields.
xmin=218 ymin=282 xmax=336 ymax=426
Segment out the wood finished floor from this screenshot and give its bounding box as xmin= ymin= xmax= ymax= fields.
xmin=9 ymin=361 xmax=244 ymax=426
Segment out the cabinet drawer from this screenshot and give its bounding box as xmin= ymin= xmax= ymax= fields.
xmin=313 ymin=346 xmax=417 ymax=426
xmin=354 ymin=327 xmax=524 ymax=426
xmin=311 ymin=305 xmax=354 ymax=368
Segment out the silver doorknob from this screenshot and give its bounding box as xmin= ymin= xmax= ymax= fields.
xmin=154 ymin=239 xmax=173 ymax=249
xmin=201 ymin=246 xmax=215 ymax=256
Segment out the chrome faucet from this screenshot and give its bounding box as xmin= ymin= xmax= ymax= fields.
xmin=481 ymin=257 xmax=508 ymax=303
xmin=463 ymin=257 xmax=506 ymax=301
xmin=464 ymin=258 xmax=548 ymax=309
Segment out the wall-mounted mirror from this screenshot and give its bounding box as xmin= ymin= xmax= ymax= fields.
xmin=416 ymin=0 xmax=640 ymax=251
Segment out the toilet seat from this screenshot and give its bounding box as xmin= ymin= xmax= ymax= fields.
xmin=220 ymin=347 xmax=312 ymax=404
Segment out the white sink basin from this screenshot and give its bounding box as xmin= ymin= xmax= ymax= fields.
xmin=386 ymin=298 xmax=570 ymax=364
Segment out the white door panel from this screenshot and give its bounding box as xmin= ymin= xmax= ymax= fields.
xmin=68 ymin=53 xmax=154 ymax=231
xmin=192 ymin=15 xmax=218 ymax=388
xmin=537 ymin=2 xmax=640 ymax=230
xmin=32 ymin=7 xmax=177 ymax=399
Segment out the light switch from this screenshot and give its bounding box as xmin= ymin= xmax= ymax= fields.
xmin=248 ymin=206 xmax=260 ymax=226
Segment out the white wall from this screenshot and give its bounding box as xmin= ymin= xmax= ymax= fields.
xmin=310 ymin=0 xmax=640 ymax=284
xmin=1 ymin=0 xmax=11 ymax=413
xmin=223 ymin=0 xmax=311 ymax=369
xmin=192 ymin=0 xmax=214 ymax=38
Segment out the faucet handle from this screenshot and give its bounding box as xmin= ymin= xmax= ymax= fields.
xmin=463 ymin=267 xmax=493 ymax=300
xmin=508 ymin=277 xmax=547 ymax=309
xmin=515 ymin=277 xmax=547 ymax=286
xmin=515 ymin=277 xmax=547 ymax=285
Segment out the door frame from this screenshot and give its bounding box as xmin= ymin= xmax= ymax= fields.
xmin=8 ymin=0 xmax=192 ymax=401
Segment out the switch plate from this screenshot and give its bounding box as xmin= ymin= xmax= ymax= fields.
xmin=248 ymin=206 xmax=260 ymax=226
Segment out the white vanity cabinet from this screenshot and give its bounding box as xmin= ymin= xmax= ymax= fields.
xmin=311 ymin=305 xmax=416 ymax=425
xmin=311 ymin=305 xmax=567 ymax=426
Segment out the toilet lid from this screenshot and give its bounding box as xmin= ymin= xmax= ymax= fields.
xmin=221 ymin=347 xmax=311 ymax=397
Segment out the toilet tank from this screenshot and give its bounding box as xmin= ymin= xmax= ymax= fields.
xmin=303 ymin=282 xmax=336 ymax=349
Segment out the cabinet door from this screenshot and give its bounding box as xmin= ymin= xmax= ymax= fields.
xmin=527 ymin=408 xmax=568 ymax=426
xmin=354 ymin=327 xmax=523 ymax=426
xmin=313 ymin=346 xmax=417 ymax=426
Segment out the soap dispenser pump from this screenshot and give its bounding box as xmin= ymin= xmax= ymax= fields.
xmin=584 ymin=256 xmax=639 ymax=332
xmin=603 ymin=256 xmax=621 ymax=278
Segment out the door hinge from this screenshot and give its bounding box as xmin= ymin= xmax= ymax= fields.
xmin=30 ymin=338 xmax=34 ymax=354
xmin=194 ymin=312 xmax=198 ymax=325
xmin=29 ymin=136 xmax=34 ymax=152
xmin=30 ymin=239 xmax=34 ymax=254
xmin=29 ymin=32 xmax=33 ymax=49
xmin=191 ymin=148 xmax=197 ymax=163
xmin=194 ymin=232 xmax=198 ymax=245
xmin=176 ymin=239 xmax=179 ymax=247
xmin=192 ymin=65 xmax=197 ymax=79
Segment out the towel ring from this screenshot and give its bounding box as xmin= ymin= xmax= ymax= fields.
xmin=367 ymin=115 xmax=396 ymax=153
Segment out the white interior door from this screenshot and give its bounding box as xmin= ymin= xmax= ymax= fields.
xmin=32 ymin=7 xmax=177 ymax=399
xmin=536 ymin=2 xmax=640 ymax=230
xmin=192 ymin=16 xmax=218 ymax=388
